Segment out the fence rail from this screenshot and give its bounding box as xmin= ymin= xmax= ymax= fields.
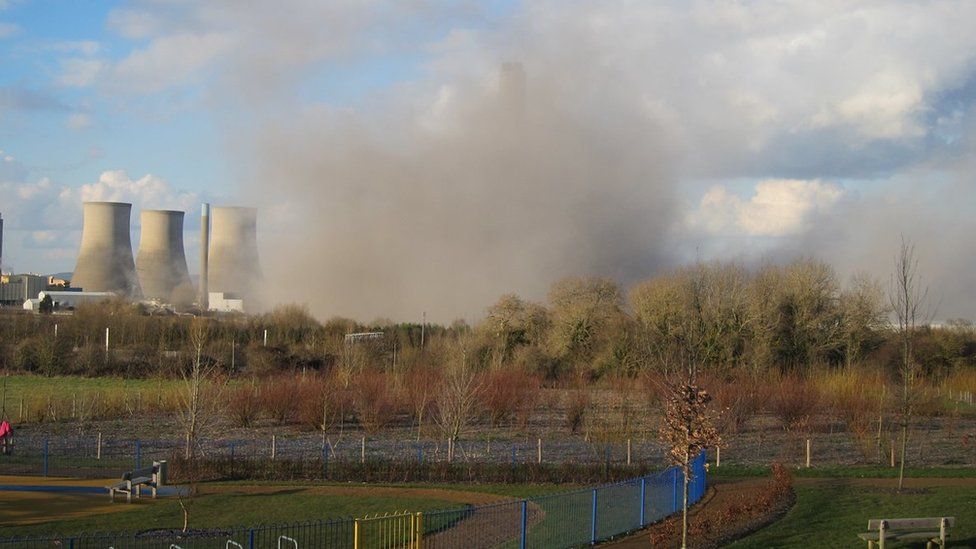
xmin=0 ymin=434 xmax=670 ymax=479
xmin=0 ymin=453 xmax=707 ymax=548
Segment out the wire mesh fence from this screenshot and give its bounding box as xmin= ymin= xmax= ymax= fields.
xmin=0 ymin=433 xmax=671 ymax=480
xmin=0 ymin=452 xmax=707 ymax=548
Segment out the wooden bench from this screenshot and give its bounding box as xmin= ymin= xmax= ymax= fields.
xmin=858 ymin=517 xmax=954 ymax=549
xmin=106 ymin=460 xmax=167 ymax=503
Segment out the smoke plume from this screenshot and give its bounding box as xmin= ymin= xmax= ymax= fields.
xmin=244 ymin=64 xmax=677 ymax=322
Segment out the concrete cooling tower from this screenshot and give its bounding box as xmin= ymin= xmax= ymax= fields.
xmin=72 ymin=201 xmax=140 ymax=295
xmin=136 ymin=209 xmax=191 ymax=302
xmin=208 ymin=206 xmax=262 ymax=304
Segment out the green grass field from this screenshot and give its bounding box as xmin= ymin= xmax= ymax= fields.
xmin=711 ymin=464 xmax=976 ymax=479
xmin=2 ymin=374 xmax=180 ymax=398
xmin=729 ymin=480 xmax=976 ymax=548
xmin=0 ymin=480 xmax=572 ymax=538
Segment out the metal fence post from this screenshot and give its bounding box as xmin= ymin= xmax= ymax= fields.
xmin=43 ymin=439 xmax=49 ymax=476
xmin=520 ymin=500 xmax=528 ymax=549
xmin=639 ymin=477 xmax=646 ymax=526
xmin=248 ymin=528 xmax=255 ymax=549
xmin=672 ymin=468 xmax=679 ymax=513
xmin=591 ymin=488 xmax=598 ymax=544
xmin=135 ymin=439 xmax=142 ymax=469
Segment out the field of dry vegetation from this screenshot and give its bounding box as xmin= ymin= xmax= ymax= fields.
xmin=2 ymin=258 xmax=975 ymax=468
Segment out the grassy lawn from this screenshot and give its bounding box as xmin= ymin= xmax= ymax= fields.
xmin=729 ymin=480 xmax=976 ymax=548
xmin=712 ymin=464 xmax=976 ymax=479
xmin=0 ymin=480 xmax=573 ymax=538
xmin=2 ymin=374 xmax=180 ymax=398
xmin=208 ymin=479 xmax=573 ymax=499
xmin=0 ymin=490 xmax=463 ymax=536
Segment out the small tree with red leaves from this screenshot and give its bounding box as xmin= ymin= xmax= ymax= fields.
xmin=660 ymin=382 xmax=721 ymax=549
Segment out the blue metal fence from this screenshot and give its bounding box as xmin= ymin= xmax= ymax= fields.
xmin=0 ymin=452 xmax=707 ymax=548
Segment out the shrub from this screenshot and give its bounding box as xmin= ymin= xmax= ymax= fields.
xmin=770 ymin=375 xmax=820 ymax=433
xmin=482 ymin=369 xmax=541 ymax=428
xmin=227 ymin=381 xmax=261 ymax=427
xmin=352 ymin=370 xmax=395 ymax=434
xmin=565 ymin=386 xmax=589 ymax=434
xmin=260 ymin=375 xmax=301 ymax=425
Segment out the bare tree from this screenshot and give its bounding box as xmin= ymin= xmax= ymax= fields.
xmin=434 ymin=344 xmax=483 ymax=461
xmin=177 ymin=318 xmax=222 ymax=459
xmin=888 ymin=236 xmax=932 ymax=491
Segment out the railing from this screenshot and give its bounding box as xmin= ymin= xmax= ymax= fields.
xmin=0 ymin=452 xmax=707 ymax=548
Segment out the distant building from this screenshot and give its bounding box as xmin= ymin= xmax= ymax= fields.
xmin=0 ymin=274 xmax=48 ymax=306
xmin=344 ymin=332 xmax=385 ymax=344
xmin=208 ymin=291 xmax=245 ymax=313
xmin=47 ymin=275 xmax=71 ymax=288
xmin=35 ymin=290 xmax=116 ymax=311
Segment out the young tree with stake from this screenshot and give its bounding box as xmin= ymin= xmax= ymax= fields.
xmin=654 ymin=265 xmax=722 ymax=549
xmin=889 ymin=236 xmax=932 ymax=492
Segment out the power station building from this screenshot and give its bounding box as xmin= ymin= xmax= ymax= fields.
xmin=71 ymin=201 xmax=140 ymax=296
xmin=136 ymin=209 xmax=191 ymax=302
xmin=0 ymin=274 xmax=48 ymax=306
xmin=206 ymin=206 xmax=262 ymax=309
xmin=15 ymin=200 xmax=263 ymax=312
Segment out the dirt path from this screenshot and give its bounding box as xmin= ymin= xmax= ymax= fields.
xmin=600 ymin=478 xmax=774 ymax=548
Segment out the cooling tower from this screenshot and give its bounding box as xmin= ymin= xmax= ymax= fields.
xmin=72 ymin=201 xmax=140 ymax=295
xmin=136 ymin=209 xmax=191 ymax=302
xmin=208 ymin=206 xmax=262 ymax=303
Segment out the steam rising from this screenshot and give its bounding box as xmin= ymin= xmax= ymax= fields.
xmin=245 ymin=64 xmax=677 ymax=321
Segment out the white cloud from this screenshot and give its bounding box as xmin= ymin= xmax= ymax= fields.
xmin=110 ymin=32 xmax=235 ymax=93
xmin=79 ymin=170 xmax=199 ymax=211
xmin=0 ymin=170 xmax=202 ymax=273
xmin=58 ymin=58 xmax=105 ymax=87
xmin=66 ymin=112 xmax=92 ymax=130
xmin=690 ymin=179 xmax=845 ymax=237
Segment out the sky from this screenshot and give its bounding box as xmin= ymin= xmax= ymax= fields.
xmin=1 ymin=0 xmax=975 ymax=322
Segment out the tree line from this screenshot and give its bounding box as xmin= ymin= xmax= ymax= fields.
xmin=1 ymin=256 xmax=973 ymax=381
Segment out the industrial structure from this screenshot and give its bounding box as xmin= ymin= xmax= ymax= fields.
xmin=0 ymin=211 xmax=4 ymax=274
xmin=0 ymin=274 xmax=47 ymax=306
xmin=71 ymin=202 xmax=140 ymax=296
xmin=199 ymin=203 xmax=210 ymax=310
xmin=136 ymin=209 xmax=191 ymax=302
xmin=208 ymin=206 xmax=262 ymax=309
xmin=6 ymin=200 xmax=263 ymax=312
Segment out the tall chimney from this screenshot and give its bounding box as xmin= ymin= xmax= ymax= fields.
xmin=71 ymin=201 xmax=140 ymax=296
xmin=199 ymin=203 xmax=210 ymax=310
xmin=0 ymin=211 xmax=4 ymax=275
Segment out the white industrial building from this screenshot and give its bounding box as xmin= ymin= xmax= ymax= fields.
xmin=24 ymin=290 xmax=117 ymax=312
xmin=208 ymin=291 xmax=245 ymax=313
